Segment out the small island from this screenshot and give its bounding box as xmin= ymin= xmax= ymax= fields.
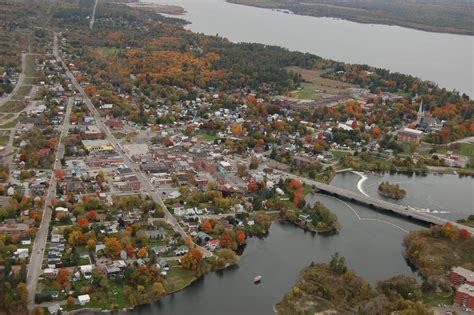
xmin=280 ymin=201 xmax=340 ymax=234
xmin=378 ymin=181 xmax=406 ymax=199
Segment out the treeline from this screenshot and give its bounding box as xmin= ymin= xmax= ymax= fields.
xmin=205 ymin=40 xmax=320 ymax=93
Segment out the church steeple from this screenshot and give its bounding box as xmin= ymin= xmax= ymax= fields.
xmin=417 ymin=101 xmax=424 ymax=124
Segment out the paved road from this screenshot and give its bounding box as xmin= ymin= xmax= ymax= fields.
xmin=0 ymin=54 xmax=26 ymax=108
xmin=89 ymin=0 xmax=99 ymax=30
xmin=54 ymin=32 xmax=212 ymax=257
xmin=26 ymin=97 xmax=73 ymax=310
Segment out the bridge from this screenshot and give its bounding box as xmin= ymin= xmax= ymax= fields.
xmin=279 ymin=171 xmax=474 ymax=234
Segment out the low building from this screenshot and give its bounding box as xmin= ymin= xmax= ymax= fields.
xmin=105 ymin=118 xmax=123 ymax=129
xmin=398 ymin=128 xmax=423 ymax=144
xmin=84 ymin=125 xmax=102 ymax=140
xmin=0 ymin=223 xmax=29 ymax=235
xmin=78 ymin=294 xmax=90 ymax=305
xmin=82 ymin=140 xmax=114 ymax=152
xmin=455 ymin=284 xmax=474 ymax=308
xmin=449 ymin=267 xmax=474 ymax=286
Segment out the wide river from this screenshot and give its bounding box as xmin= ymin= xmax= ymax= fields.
xmin=152 ymin=0 xmax=474 ymax=96
xmin=118 ymin=172 xmax=473 ymax=315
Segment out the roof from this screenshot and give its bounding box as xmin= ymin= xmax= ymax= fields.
xmin=82 ymin=139 xmax=112 ymax=147
xmin=399 ymin=127 xmax=423 ymax=135
xmin=78 ymin=294 xmax=90 ymax=302
xmin=452 ymin=266 xmax=474 ymax=282
xmin=457 ymin=284 xmax=474 ymax=297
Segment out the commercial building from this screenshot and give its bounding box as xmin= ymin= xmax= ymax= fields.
xmin=82 ymin=140 xmax=114 ymax=152
xmin=397 ymin=128 xmax=423 ymax=144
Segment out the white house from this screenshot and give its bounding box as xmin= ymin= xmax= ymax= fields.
xmin=78 ymin=294 xmax=90 ymax=305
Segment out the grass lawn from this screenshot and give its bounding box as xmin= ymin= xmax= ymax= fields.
xmin=98 ymin=47 xmax=121 ymax=57
xmin=0 ymin=100 xmax=28 ymax=113
xmin=162 ymin=266 xmax=195 ymax=293
xmin=24 ymin=54 xmax=39 ymax=77
xmin=112 ymin=131 xmax=125 ymax=139
xmin=422 ymin=293 xmax=454 ymax=307
xmin=0 ymin=118 xmax=19 ymax=129
xmin=196 ymin=131 xmax=217 ymax=142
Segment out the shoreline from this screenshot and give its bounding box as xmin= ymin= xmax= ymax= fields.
xmin=225 ymin=0 xmax=474 ymax=36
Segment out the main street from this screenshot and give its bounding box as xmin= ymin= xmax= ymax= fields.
xmin=54 ymin=32 xmax=212 ymax=257
xmin=26 ymin=96 xmax=74 ymax=310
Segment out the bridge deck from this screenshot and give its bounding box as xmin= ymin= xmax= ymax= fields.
xmin=281 ymin=172 xmax=474 ymax=234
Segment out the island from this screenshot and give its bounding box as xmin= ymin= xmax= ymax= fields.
xmin=378 ymin=181 xmax=407 ymax=199
xmin=276 ymin=253 xmax=431 ymax=314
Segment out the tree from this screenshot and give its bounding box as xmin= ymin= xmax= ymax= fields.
xmin=149 ymin=282 xmax=166 ymax=300
xmin=247 ymin=181 xmax=258 ymax=192
xmin=220 ymin=233 xmax=233 ymax=249
xmin=181 ymin=248 xmax=203 ymax=270
xmin=201 ymin=220 xmax=212 ymax=233
xmin=329 ymin=252 xmax=347 ymax=274
xmin=86 ymin=239 xmax=96 ymax=252
xmin=105 ymin=237 xmax=122 ymax=258
xmin=137 ymin=247 xmax=148 ymax=258
xmin=235 ymin=230 xmax=246 ymax=245
xmin=88 ymin=210 xmax=98 ymax=221
xmin=78 ymin=217 xmax=89 ymax=228
xmin=67 ymin=296 xmax=75 ymax=307
xmin=16 ymin=282 xmax=28 ymax=304
xmin=126 ymin=244 xmax=135 ymax=257
xmin=68 ymin=230 xmax=84 ymax=246
xmin=460 ymin=228 xmax=470 ymax=239
xmin=56 ymin=268 xmax=70 ymax=289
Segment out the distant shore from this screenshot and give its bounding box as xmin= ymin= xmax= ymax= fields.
xmin=226 ymin=0 xmax=474 ymax=36
xmin=126 ymin=2 xmax=186 ymax=15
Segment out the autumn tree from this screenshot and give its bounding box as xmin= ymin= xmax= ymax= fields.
xmin=56 ymin=268 xmax=70 ymax=289
xmin=201 ymin=220 xmax=212 ymax=233
xmin=87 ymin=239 xmax=96 ymax=252
xmin=235 ymin=230 xmax=246 ymax=246
xmin=105 ymin=237 xmax=122 ymax=258
xmin=181 ymin=248 xmax=203 ymax=271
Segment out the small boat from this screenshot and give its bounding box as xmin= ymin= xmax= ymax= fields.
xmin=253 ymin=275 xmax=262 ymax=284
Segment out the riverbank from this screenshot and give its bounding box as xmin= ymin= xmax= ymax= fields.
xmin=226 ymin=0 xmax=473 ymax=35
xmin=126 ymin=2 xmax=185 ymax=15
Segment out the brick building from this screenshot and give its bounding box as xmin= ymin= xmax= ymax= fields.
xmin=455 ymin=284 xmax=474 ymax=308
xmin=449 ymin=267 xmax=474 ymax=286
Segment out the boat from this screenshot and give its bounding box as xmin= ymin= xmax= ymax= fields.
xmin=253 ymin=275 xmax=262 ymax=284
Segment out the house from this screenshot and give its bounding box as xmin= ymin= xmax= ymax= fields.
xmin=43 ymin=268 xmax=57 ymax=279
xmin=21 ymin=236 xmax=32 ymax=245
xmin=152 ymin=245 xmax=170 ymax=255
xmin=207 ymin=239 xmax=220 ymax=251
xmin=0 ymin=223 xmax=29 ymax=235
xmin=174 ymin=245 xmax=189 ymax=256
xmin=196 ymin=231 xmax=211 ymax=243
xmin=78 ymin=294 xmax=90 ymax=306
xmin=449 ymin=267 xmax=474 ymax=286
xmin=455 ymin=284 xmax=474 ymax=308
xmin=80 ymin=265 xmax=93 ymax=279
xmin=156 ymin=257 xmax=169 ymax=269
xmin=398 ymin=128 xmax=423 ymax=144
xmin=15 ymin=248 xmax=29 ymax=259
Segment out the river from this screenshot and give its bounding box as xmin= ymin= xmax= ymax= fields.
xmin=152 ymin=0 xmax=474 ymax=96
xmin=116 ymin=172 xmax=473 ymax=315
xmin=331 ymin=171 xmax=474 ymax=221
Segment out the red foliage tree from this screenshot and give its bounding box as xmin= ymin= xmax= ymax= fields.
xmin=460 ymin=229 xmax=470 ymax=239
xmin=78 ymin=217 xmax=89 ymax=228
xmin=220 ymin=234 xmax=233 ymax=249
xmin=235 ymin=230 xmax=246 ymax=245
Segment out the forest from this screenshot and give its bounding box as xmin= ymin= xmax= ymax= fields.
xmin=227 ymin=0 xmax=473 ymax=35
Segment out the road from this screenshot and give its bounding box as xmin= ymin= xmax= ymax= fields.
xmin=53 ymin=32 xmax=212 ymax=257
xmin=89 ymin=0 xmax=99 ymax=30
xmin=26 ymin=97 xmax=73 ymax=310
xmin=0 ymin=53 xmax=26 ymax=108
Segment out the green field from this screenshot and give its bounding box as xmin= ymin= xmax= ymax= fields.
xmin=422 ymin=293 xmax=453 ymax=307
